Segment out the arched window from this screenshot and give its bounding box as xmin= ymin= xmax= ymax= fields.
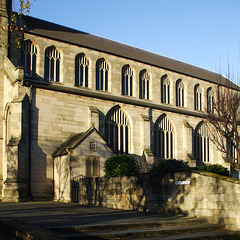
xmin=176 ymin=79 xmax=184 ymax=107
xmin=96 ymin=58 xmax=108 ymax=91
xmin=139 ymin=69 xmax=150 ymax=99
xmin=161 ymin=75 xmax=170 ymax=104
xmin=21 ymin=40 xmax=37 ymax=78
xmin=207 ymin=87 xmax=214 ymax=113
xmin=44 ymin=46 xmax=61 ymax=82
xmin=105 ymin=106 xmax=130 ymax=154
xmin=75 ymin=53 xmax=89 ymax=87
xmin=194 ymin=122 xmax=209 ymax=162
xmin=194 ymin=84 xmax=202 ymax=110
xmin=154 ymin=114 xmax=174 ymax=159
xmin=122 ymin=65 xmax=133 ymax=96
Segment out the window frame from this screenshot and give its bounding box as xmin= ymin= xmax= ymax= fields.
xmin=75 ymin=53 xmax=89 ymax=87
xmin=44 ymin=46 xmax=61 ymax=82
xmin=86 ymin=156 xmax=100 ymax=177
xmin=21 ymin=40 xmax=37 ymax=78
xmin=96 ymin=58 xmax=109 ymax=91
xmin=139 ymin=69 xmax=150 ymax=100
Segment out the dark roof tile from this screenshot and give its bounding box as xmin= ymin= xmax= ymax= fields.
xmin=20 ymin=15 xmax=239 ymax=89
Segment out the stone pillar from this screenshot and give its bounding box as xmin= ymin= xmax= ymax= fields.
xmin=184 ymin=122 xmax=196 ymax=167
xmin=0 ymin=0 xmax=10 ymax=200
xmin=89 ymin=106 xmax=99 ymax=130
xmin=2 ymin=98 xmax=30 ymax=202
xmin=140 ymin=114 xmax=154 ymax=170
xmin=141 ymin=114 xmax=150 ymax=149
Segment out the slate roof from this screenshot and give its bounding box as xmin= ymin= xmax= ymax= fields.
xmin=19 ymin=14 xmax=239 ymax=89
xmin=52 ymin=126 xmax=110 ymax=157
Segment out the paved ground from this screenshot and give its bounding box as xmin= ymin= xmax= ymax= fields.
xmin=0 ymin=224 xmax=17 ymax=240
xmin=0 ymin=202 xmax=238 ymax=239
xmin=0 ymin=202 xmax=193 ymax=239
xmin=0 ymin=202 xmax=180 ymax=228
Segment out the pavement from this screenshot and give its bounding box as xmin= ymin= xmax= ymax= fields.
xmin=0 ymin=202 xmax=189 ymax=239
xmin=0 ymin=202 xmax=238 ymax=240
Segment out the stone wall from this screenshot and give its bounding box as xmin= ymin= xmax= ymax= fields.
xmin=75 ymin=171 xmax=240 ymax=230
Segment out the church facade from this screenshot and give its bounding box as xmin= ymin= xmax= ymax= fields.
xmin=0 ymin=0 xmax=238 ymax=201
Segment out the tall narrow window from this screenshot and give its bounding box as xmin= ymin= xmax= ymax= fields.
xmin=44 ymin=46 xmax=61 ymax=82
xmin=21 ymin=40 xmax=37 ymax=78
xmin=161 ymin=75 xmax=170 ymax=104
xmin=176 ymin=79 xmax=184 ymax=107
xmin=207 ymin=88 xmax=214 ymax=113
xmin=194 ymin=122 xmax=210 ymax=162
xmin=75 ymin=53 xmax=89 ymax=87
xmin=86 ymin=156 xmax=99 ymax=177
xmin=194 ymin=84 xmax=202 ymax=110
xmin=96 ymin=58 xmax=108 ymax=91
xmin=154 ymin=114 xmax=174 ymax=159
xmin=122 ymin=65 xmax=133 ymax=96
xmin=139 ymin=69 xmax=150 ymax=99
xmin=105 ymin=106 xmax=130 ymax=154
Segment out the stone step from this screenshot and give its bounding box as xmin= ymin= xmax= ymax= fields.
xmin=47 ymin=216 xmax=240 ymax=240
xmin=48 ymin=216 xmax=207 ymax=233
xmin=54 ymin=223 xmax=224 ymax=239
xmin=134 ymin=230 xmax=240 ymax=240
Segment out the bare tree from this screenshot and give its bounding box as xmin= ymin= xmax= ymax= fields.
xmin=205 ymin=76 xmax=240 ymax=169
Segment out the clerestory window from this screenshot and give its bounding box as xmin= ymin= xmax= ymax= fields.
xmin=96 ymin=58 xmax=108 ymax=91
xmin=122 ymin=65 xmax=133 ymax=96
xmin=139 ymin=69 xmax=150 ymax=100
xmin=75 ymin=53 xmax=89 ymax=87
xmin=21 ymin=40 xmax=37 ymax=78
xmin=44 ymin=46 xmax=61 ymax=82
xmin=207 ymin=88 xmax=214 ymax=113
xmin=161 ymin=75 xmax=170 ymax=104
xmin=176 ymin=79 xmax=184 ymax=107
xmin=194 ymin=84 xmax=202 ymax=111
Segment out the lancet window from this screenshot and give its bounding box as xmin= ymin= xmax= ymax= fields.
xmin=139 ymin=69 xmax=150 ymax=99
xmin=207 ymin=88 xmax=214 ymax=113
xmin=161 ymin=75 xmax=170 ymax=104
xmin=194 ymin=122 xmax=209 ymax=162
xmin=176 ymin=79 xmax=184 ymax=107
xmin=96 ymin=58 xmax=108 ymax=91
xmin=105 ymin=106 xmax=129 ymax=154
xmin=75 ymin=54 xmax=89 ymax=87
xmin=21 ymin=40 xmax=37 ymax=78
xmin=194 ymin=84 xmax=202 ymax=110
xmin=122 ymin=65 xmax=133 ymax=96
xmin=154 ymin=115 xmax=174 ymax=159
xmin=44 ymin=46 xmax=61 ymax=82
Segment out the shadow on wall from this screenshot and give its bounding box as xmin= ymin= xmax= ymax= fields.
xmin=73 ymin=171 xmax=192 ymax=215
xmin=30 ymin=87 xmax=51 ymax=200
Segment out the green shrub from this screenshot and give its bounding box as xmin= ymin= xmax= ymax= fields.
xmin=149 ymin=159 xmax=190 ymax=173
xmin=104 ymin=155 xmax=139 ymax=177
xmin=196 ymin=164 xmax=230 ymax=177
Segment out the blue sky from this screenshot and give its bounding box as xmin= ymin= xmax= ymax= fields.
xmin=14 ymin=0 xmax=240 ymax=79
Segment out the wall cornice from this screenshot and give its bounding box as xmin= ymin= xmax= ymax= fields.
xmin=23 ymin=79 xmax=206 ymax=119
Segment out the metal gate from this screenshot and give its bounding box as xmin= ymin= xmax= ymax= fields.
xmin=71 ymin=175 xmax=84 ymax=203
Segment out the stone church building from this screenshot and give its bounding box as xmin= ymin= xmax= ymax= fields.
xmin=0 ymin=0 xmax=239 ymax=201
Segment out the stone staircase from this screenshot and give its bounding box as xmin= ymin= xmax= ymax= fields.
xmin=48 ymin=217 xmax=240 ymax=240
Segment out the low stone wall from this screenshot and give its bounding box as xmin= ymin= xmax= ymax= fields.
xmin=74 ymin=171 xmax=240 ymax=230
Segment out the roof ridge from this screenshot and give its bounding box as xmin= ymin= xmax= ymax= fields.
xmin=19 ymin=14 xmax=239 ymax=89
